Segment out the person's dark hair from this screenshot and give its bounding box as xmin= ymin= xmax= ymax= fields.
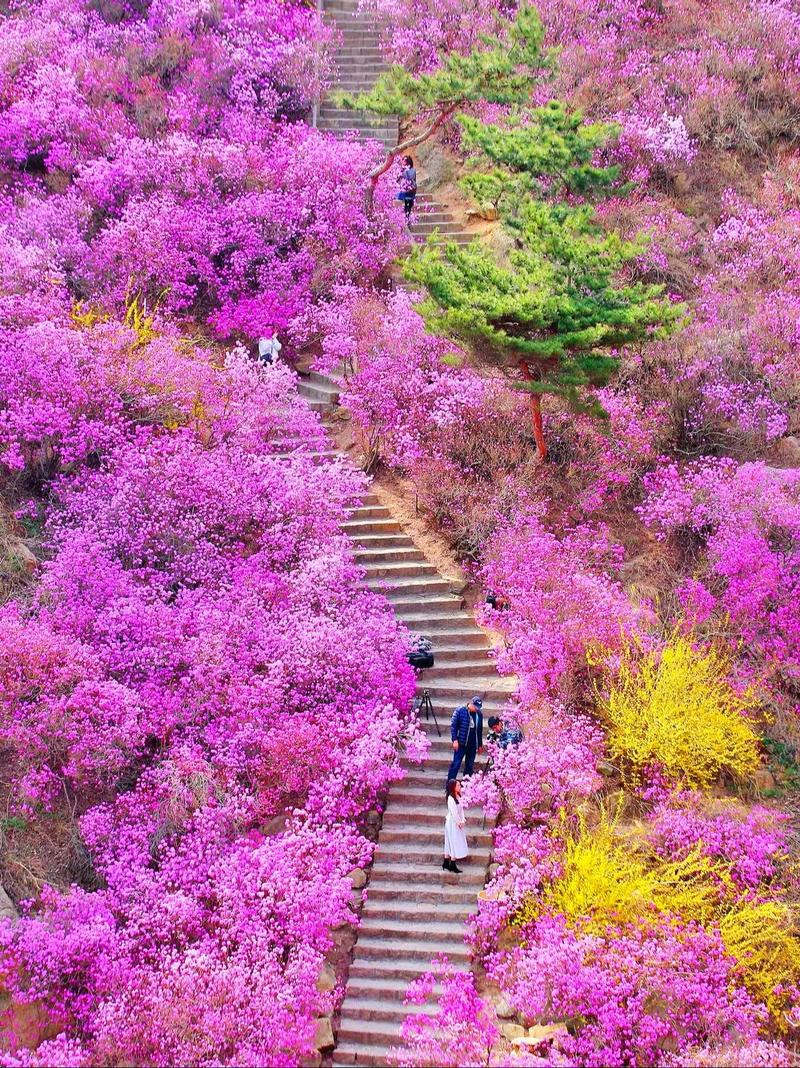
xmin=488 ymin=716 xmax=502 ymax=729
xmin=404 ymin=155 xmax=413 ymax=167
xmin=446 ymin=778 xmax=459 ymax=800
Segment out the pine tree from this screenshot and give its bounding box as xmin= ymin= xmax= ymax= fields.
xmin=335 ymin=4 xmax=550 ymax=212
xmin=405 ymin=104 xmax=685 ymax=458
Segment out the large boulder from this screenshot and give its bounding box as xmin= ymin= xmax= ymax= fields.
xmin=313 ymin=1016 xmax=334 ymax=1052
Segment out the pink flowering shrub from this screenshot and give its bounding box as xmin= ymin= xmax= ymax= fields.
xmin=389 ymin=960 xmax=499 ymax=1067
xmin=480 ymin=515 xmax=637 ymax=702
xmin=0 ymin=0 xmax=335 ymax=173
xmin=486 ymin=915 xmax=763 ymax=1066
xmin=648 ymin=796 xmax=788 ymax=890
xmin=0 ymin=611 xmax=145 ymax=814
xmin=0 ymin=0 xmax=424 ymax=1061
xmin=360 ymin=0 xmax=517 ymax=71
xmin=640 ymin=459 xmax=800 ymax=669
xmin=296 ymin=286 xmax=488 ymax=469
xmin=0 ymin=332 xmax=420 ymax=1058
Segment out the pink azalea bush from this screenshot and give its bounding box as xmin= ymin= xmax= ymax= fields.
xmin=648 ymin=795 xmax=788 ymax=890
xmin=295 ymin=285 xmax=489 ymax=469
xmin=639 ymin=459 xmax=800 ymax=671
xmin=371 ymin=4 xmax=800 ymax=1064
xmin=0 ymin=342 xmax=421 ymax=1060
xmin=388 ymin=959 xmax=499 ymax=1067
xmin=480 ymin=515 xmax=637 ymax=702
xmin=487 ymin=915 xmax=764 ymax=1066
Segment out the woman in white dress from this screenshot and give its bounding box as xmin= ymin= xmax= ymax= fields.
xmin=443 ymin=778 xmax=468 ymax=873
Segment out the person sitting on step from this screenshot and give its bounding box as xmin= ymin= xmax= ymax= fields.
xmin=487 ymin=715 xmax=523 ymax=750
xmin=443 ymin=778 xmax=468 ymax=874
xmin=447 ymin=695 xmax=483 ymax=783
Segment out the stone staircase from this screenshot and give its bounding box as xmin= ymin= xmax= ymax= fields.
xmin=317 ymin=0 xmax=398 ymax=151
xmin=332 ymin=492 xmax=515 ymax=1066
xmin=299 ymin=0 xmax=474 ymax=412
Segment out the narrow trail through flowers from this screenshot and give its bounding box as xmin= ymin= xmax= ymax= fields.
xmin=333 ymin=476 xmax=516 ymax=1065
xmin=300 ymin=3 xmax=515 ymax=1062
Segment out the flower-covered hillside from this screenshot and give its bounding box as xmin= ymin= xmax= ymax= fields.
xmin=0 ymin=1 xmax=419 ymax=1064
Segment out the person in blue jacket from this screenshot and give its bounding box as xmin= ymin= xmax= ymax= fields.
xmin=446 ymin=696 xmax=483 ymax=783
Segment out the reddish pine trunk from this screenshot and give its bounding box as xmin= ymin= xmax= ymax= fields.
xmin=520 ymin=361 xmax=548 ymax=460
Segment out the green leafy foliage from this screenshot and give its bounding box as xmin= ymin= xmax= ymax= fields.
xmin=403 ymin=94 xmax=684 ymax=454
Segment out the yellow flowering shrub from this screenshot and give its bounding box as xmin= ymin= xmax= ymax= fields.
xmin=595 ymin=634 xmax=761 ymax=788
xmin=70 ymin=300 xmax=107 ymax=330
xmin=124 ymin=292 xmax=159 ymax=349
xmin=514 ymin=809 xmax=729 ymax=931
xmin=719 ymin=900 xmax=800 ymax=1031
xmin=513 ymin=810 xmax=800 ymax=1029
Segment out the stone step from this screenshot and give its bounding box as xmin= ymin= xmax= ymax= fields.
xmin=318 ymin=114 xmax=395 ymax=131
xmin=346 ymin=505 xmax=394 ymax=520
xmin=358 ymin=915 xmax=466 ymax=941
xmin=414 ymin=210 xmax=456 ymax=222
xmin=414 ymin=233 xmax=473 ymax=246
xmin=358 ymin=898 xmax=474 ymax=923
xmin=345 ymin=976 xmax=439 ymax=999
xmin=383 ymin=802 xmax=495 ymax=826
xmin=337 ymin=1018 xmax=402 ymax=1048
xmin=420 ymin=659 xmax=497 ymax=678
xmin=318 ymin=121 xmax=397 ymax=138
xmin=430 ymin=643 xmax=494 ymax=659
xmin=297 ymin=374 xmax=338 ymax=395
xmin=379 ymin=826 xmax=492 ymax=848
xmin=353 ymin=935 xmax=472 ymax=962
xmin=418 ymin=679 xmax=515 ymax=701
xmin=397 ymin=773 xmax=489 ymax=790
xmin=411 ymin=221 xmax=466 ymax=234
xmin=306 ymin=370 xmax=341 ymax=389
xmin=333 ymin=1041 xmax=392 ymax=1066
xmin=337 ymin=80 xmax=388 ymax=91
xmin=343 ymin=519 xmax=403 ymax=537
xmin=373 ymin=842 xmax=491 ymax=866
xmin=348 ymin=957 xmax=471 ymax=983
xmin=416 ymin=631 xmax=491 ymax=649
xmin=331 ymin=25 xmax=383 ymax=37
xmin=369 ymin=858 xmax=487 ymax=885
xmin=380 ymin=593 xmax=465 ymax=614
xmin=386 ymin=779 xmax=450 ymax=800
xmin=360 ymin=559 xmax=442 ymax=578
xmin=364 ymin=881 xmax=479 ymax=905
xmin=398 ymin=612 xmax=484 ymax=632
xmin=342 ymin=998 xmax=438 ymax=1025
xmin=317 ymin=121 xmax=392 ymax=136
xmin=349 ymin=532 xmax=419 ymax=549
xmin=296 ymin=383 xmax=338 ymax=405
xmin=354 ymin=545 xmax=426 ymax=564
xmin=365 ymin=580 xmax=459 ymax=598
xmin=322 ymin=106 xmax=393 ymax=118
xmin=331 ymin=50 xmax=388 ymax=62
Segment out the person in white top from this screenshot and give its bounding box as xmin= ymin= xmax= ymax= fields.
xmin=258 ymin=334 xmax=282 ymax=366
xmin=443 ymin=778 xmax=468 ymax=874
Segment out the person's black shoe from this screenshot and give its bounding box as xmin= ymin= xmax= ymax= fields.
xmin=451 ymin=863 xmax=463 ymax=874
xmin=442 ymin=859 xmax=450 ymax=871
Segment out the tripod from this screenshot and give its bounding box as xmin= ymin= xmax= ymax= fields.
xmin=413 ymin=688 xmax=441 ymax=736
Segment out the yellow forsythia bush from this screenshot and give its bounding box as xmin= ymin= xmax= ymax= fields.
xmin=515 ymin=809 xmax=728 ymax=932
xmin=514 ymin=811 xmax=800 ymax=1031
xmin=719 ymin=900 xmax=800 ymax=1031
xmin=596 ymin=633 xmax=761 ymax=788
